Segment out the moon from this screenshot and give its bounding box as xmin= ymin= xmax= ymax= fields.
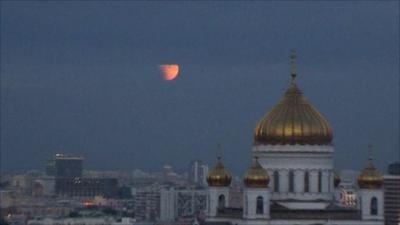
xmin=159 ymin=64 xmax=179 ymax=81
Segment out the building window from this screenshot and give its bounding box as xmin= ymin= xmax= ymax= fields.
xmin=289 ymin=170 xmax=294 ymax=192
xmin=371 ymin=197 xmax=378 ymax=215
xmin=318 ymin=171 xmax=322 ymax=193
xmin=273 ymin=171 xmax=279 ymax=192
xmin=304 ymin=171 xmax=309 ymax=192
xmin=218 ymin=194 xmax=225 ymax=208
xmin=256 ymin=196 xmax=263 ymax=214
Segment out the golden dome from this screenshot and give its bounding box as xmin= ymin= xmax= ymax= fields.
xmin=357 ymin=157 xmax=383 ymax=189
xmin=334 ymin=172 xmax=341 ymax=188
xmin=207 ymin=157 xmax=232 ymax=187
xmin=243 ymin=157 xmax=270 ymax=188
xmin=254 ymin=52 xmax=333 ymax=145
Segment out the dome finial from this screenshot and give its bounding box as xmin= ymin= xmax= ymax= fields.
xmin=290 ymin=49 xmax=297 ymax=82
xmin=357 ymin=144 xmax=383 ymax=189
xmin=207 ymin=147 xmax=232 ymax=187
xmin=368 ymin=144 xmax=373 ymax=161
xmin=216 ymin=143 xmax=222 ymax=159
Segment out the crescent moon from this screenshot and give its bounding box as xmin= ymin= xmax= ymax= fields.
xmin=159 ymin=64 xmax=180 ymax=81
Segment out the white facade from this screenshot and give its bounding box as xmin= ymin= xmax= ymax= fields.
xmin=254 ymin=145 xmax=334 ymax=205
xmin=359 ymin=189 xmax=384 ymax=221
xmin=243 ymin=188 xmax=270 ymax=219
xmin=204 ymin=143 xmax=384 ymax=225
xmin=207 ymin=187 xmax=230 ymax=217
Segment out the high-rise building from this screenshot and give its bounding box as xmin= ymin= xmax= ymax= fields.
xmin=384 ymin=162 xmax=400 ymax=225
xmin=47 ymin=154 xmax=119 ymax=198
xmin=188 ymin=160 xmax=209 ymax=187
xmin=54 ymin=154 xmax=83 ymax=178
xmin=135 ymin=185 xmax=161 ymax=221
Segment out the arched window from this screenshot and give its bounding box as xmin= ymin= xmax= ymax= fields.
xmin=304 ymin=171 xmax=310 ymax=192
xmin=371 ymin=197 xmax=378 ymax=215
xmin=318 ymin=171 xmax=322 ymax=193
xmin=218 ymin=194 xmax=226 ymax=208
xmin=256 ymin=196 xmax=263 ymax=214
xmin=273 ymin=171 xmax=279 ymax=192
xmin=289 ymin=170 xmax=294 ymax=192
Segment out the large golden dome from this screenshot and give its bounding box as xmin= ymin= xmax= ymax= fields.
xmin=207 ymin=157 xmax=232 ymax=187
xmin=243 ymin=157 xmax=269 ymax=188
xmin=357 ymin=157 xmax=383 ymax=189
xmin=254 ymin=52 xmax=333 ymax=145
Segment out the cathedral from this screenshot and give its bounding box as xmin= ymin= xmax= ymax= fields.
xmin=205 ymin=52 xmax=384 ymax=225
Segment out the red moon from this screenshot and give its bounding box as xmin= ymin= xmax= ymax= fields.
xmin=159 ymin=64 xmax=179 ymax=81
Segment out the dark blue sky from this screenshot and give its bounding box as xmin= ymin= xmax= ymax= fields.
xmin=1 ymin=2 xmax=399 ymax=175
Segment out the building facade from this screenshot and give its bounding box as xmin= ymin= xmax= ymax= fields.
xmin=135 ymin=185 xmax=161 ymax=221
xmin=160 ymin=187 xmax=207 ymax=221
xmin=384 ymin=175 xmax=400 ymax=225
xmin=188 ymin=160 xmax=209 ymax=187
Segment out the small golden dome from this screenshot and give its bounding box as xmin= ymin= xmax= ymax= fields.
xmin=254 ymin=53 xmax=332 ymax=145
xmin=244 ymin=157 xmax=269 ymax=188
xmin=207 ymin=157 xmax=232 ymax=187
xmin=334 ymin=172 xmax=341 ymax=188
xmin=357 ymin=158 xmax=383 ymax=189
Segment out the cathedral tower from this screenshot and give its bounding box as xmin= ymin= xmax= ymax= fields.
xmin=243 ymin=157 xmax=271 ymax=219
xmin=206 ymin=156 xmax=232 ymax=217
xmin=358 ymin=147 xmax=384 ymax=221
xmin=253 ymin=51 xmax=334 ymax=209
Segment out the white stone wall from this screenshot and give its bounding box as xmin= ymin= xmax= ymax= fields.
xmin=243 ymin=188 xmax=270 ymax=219
xmin=253 ymin=144 xmax=334 ymax=203
xmin=359 ymin=189 xmax=384 ymax=221
xmin=207 ymin=187 xmax=230 ymax=217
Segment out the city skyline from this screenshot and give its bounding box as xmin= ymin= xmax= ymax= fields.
xmin=1 ymin=2 xmax=399 ymax=174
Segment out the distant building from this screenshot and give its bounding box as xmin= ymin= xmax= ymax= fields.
xmin=32 ymin=176 xmax=55 ymax=197
xmin=55 ymin=154 xmax=83 ymax=178
xmin=45 ymin=160 xmax=56 ymax=176
xmin=384 ymin=174 xmax=400 ymax=225
xmin=28 ymin=217 xmax=135 ymax=225
xmin=46 ymin=154 xmax=118 ymax=198
xmin=46 ymin=154 xmax=83 ymax=178
xmin=55 ymin=177 xmax=118 ymax=198
xmin=188 ymin=160 xmax=209 ymax=187
xmin=135 ymin=185 xmax=161 ymax=221
xmin=160 ymin=187 xmax=207 ymax=221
